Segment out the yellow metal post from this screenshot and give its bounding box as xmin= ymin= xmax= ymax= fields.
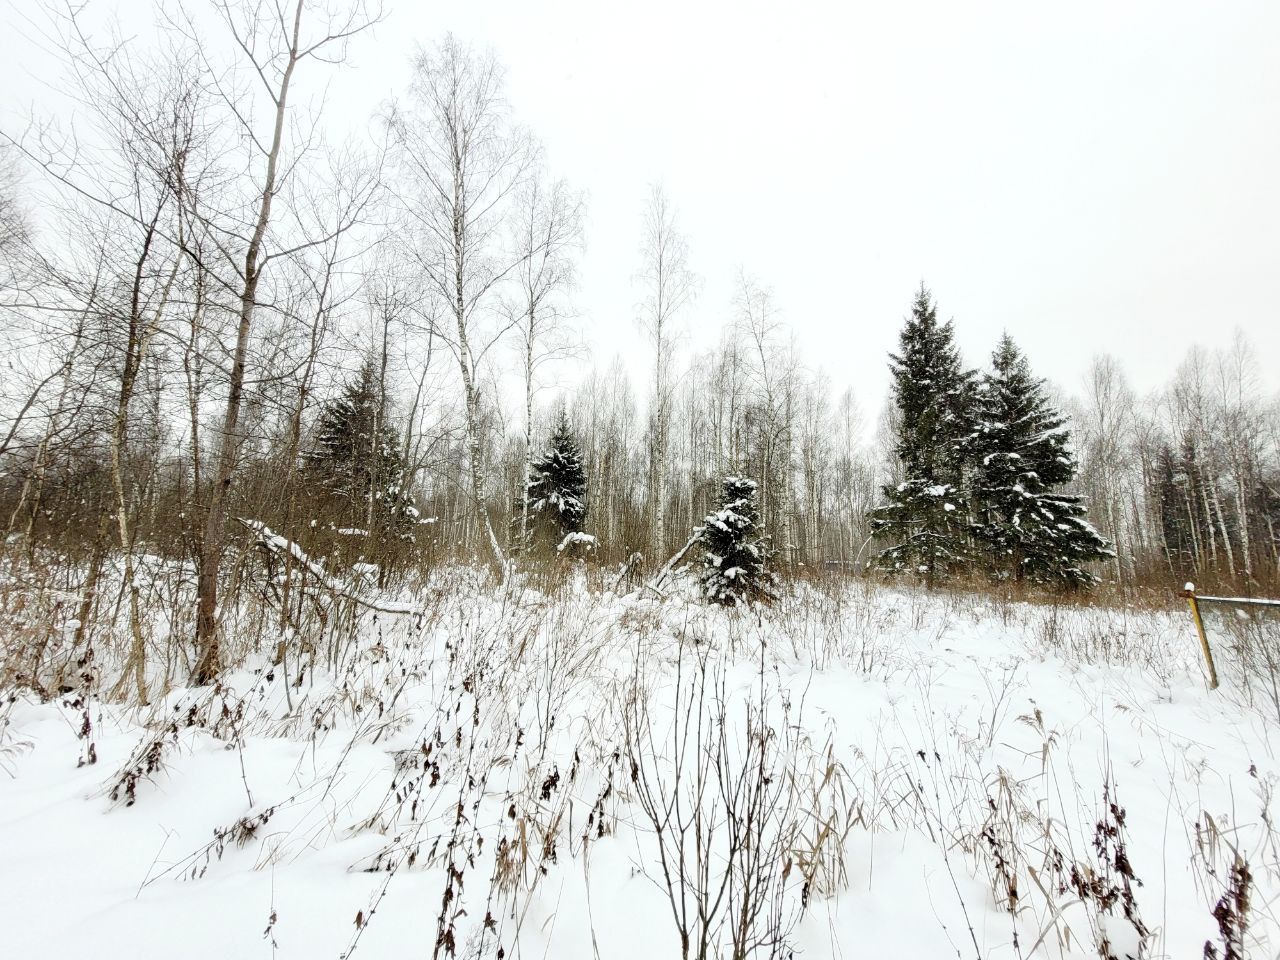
xmin=1185 ymin=584 xmax=1219 ymax=690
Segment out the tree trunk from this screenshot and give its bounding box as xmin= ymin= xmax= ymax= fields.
xmin=653 ymin=384 xmax=667 ymax=563
xmin=1235 ymin=473 xmax=1253 ymax=579
xmin=1211 ymin=486 xmax=1236 ymax=579
xmin=113 ymin=213 xmax=178 ymax=704
xmin=520 ymin=321 xmax=535 ymax=551
xmin=193 ymin=2 xmax=303 ymax=684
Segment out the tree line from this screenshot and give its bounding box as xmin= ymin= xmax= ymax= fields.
xmin=0 ymin=0 xmax=1277 ymax=662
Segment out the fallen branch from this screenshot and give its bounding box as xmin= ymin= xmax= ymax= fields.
xmin=236 ymin=519 xmax=417 ymax=616
xmin=607 ymin=552 xmax=644 ymax=593
xmin=647 ymin=530 xmax=701 ymax=593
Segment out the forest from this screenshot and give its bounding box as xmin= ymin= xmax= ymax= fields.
xmin=0 ymin=4 xmax=1277 ymax=624
xmin=1 ymin=3 xmax=1278 ymax=959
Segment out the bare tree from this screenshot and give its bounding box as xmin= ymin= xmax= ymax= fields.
xmin=833 ymin=387 xmax=874 ymax=566
xmin=571 ymin=356 xmax=641 ymax=560
xmin=0 ymin=146 xmax=31 ymax=299
xmin=183 ymin=0 xmax=382 ymax=683
xmin=388 ymin=36 xmax=539 ymax=579
xmin=1076 ymin=355 xmax=1139 ymax=585
xmin=1213 ymin=330 xmax=1265 ymax=580
xmin=5 ymin=3 xmax=218 ymax=698
xmin=734 ymin=272 xmax=798 ymax=566
xmin=637 ymin=185 xmax=698 ymax=564
xmin=506 ymin=176 xmax=584 ymax=551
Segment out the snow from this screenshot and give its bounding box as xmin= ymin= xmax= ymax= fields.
xmin=2 ymin=576 xmax=1277 ymax=958
xmin=556 ymin=531 xmax=597 ymax=553
xmin=351 ymin=562 xmax=379 ymax=581
xmin=1031 ymin=424 xmax=1071 ymax=442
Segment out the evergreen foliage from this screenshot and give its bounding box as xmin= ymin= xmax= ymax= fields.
xmin=870 ymin=479 xmax=968 ymax=579
xmin=870 ymin=292 xmax=1112 ymax=589
xmin=699 ymin=475 xmax=776 ymax=606
xmin=971 ymin=334 xmax=1113 ymax=587
xmin=303 ymin=358 xmax=416 ymax=537
xmin=524 ymin=409 xmax=587 ymax=553
xmin=869 ymin=284 xmax=976 ymax=583
xmin=1154 ymin=443 xmax=1196 ymax=576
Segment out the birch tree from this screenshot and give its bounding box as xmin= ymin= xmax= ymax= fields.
xmin=507 ymin=176 xmax=584 ymax=551
xmin=636 ymin=185 xmax=697 ymax=563
xmin=388 ymin=36 xmax=538 ymax=579
xmin=1075 ymin=356 xmax=1140 ymax=584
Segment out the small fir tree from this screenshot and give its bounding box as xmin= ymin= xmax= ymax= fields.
xmin=971 ymin=334 xmax=1113 ymax=587
xmin=524 ymin=409 xmax=587 ymax=553
xmin=699 ymin=475 xmax=776 ymax=606
xmin=303 ymin=358 xmax=415 ymax=538
xmin=869 ymin=284 xmax=976 ymax=584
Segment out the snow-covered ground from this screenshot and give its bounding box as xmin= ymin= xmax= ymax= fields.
xmin=2 ymin=574 xmax=1277 ymax=959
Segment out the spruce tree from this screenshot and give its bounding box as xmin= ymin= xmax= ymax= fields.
xmin=303 ymin=358 xmax=415 ymax=537
xmin=699 ymin=475 xmax=776 ymax=606
xmin=971 ymin=334 xmax=1113 ymax=587
xmin=524 ymin=409 xmax=587 ymax=553
xmin=868 ymin=284 xmax=976 ymax=584
xmin=1155 ymin=443 xmax=1196 ymax=576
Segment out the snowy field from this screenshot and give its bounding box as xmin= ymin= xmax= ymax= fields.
xmin=2 ymin=573 xmax=1277 ymax=959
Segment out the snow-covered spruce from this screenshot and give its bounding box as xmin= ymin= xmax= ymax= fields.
xmin=870 ymin=479 xmax=968 ymax=579
xmin=698 ymin=475 xmax=776 ymax=606
xmin=522 ymin=410 xmax=588 ymax=556
xmin=970 ymin=334 xmax=1114 ymax=587
xmin=302 ymin=357 xmax=417 ymax=543
xmin=557 ymin=531 xmax=597 ymax=556
xmin=869 ymin=284 xmax=976 ymax=584
xmin=870 ymin=291 xmax=1111 ymax=590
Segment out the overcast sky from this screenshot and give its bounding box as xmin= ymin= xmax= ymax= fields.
xmin=5 ymin=0 xmax=1279 ymax=413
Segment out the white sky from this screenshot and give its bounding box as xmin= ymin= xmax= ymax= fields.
xmin=5 ymin=0 xmax=1279 ymax=413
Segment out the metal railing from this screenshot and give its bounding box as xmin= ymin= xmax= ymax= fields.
xmin=1185 ymin=583 xmax=1280 ymax=720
